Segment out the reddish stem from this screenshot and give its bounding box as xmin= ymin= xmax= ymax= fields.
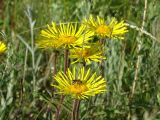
xmin=72 ymin=99 xmax=80 ymax=120
xmin=54 ymin=48 xmax=69 ymax=120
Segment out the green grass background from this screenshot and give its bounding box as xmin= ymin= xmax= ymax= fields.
xmin=0 ymin=0 xmax=160 ymax=119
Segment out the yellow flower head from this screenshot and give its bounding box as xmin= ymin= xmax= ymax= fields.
xmin=0 ymin=41 xmax=7 ymax=54
xmin=36 ymin=39 xmax=62 ymax=49
xmin=83 ymin=15 xmax=128 ymax=39
xmin=70 ymin=43 xmax=105 ymax=64
xmin=51 ymin=67 xmax=106 ymax=99
xmin=36 ymin=22 xmax=94 ymax=49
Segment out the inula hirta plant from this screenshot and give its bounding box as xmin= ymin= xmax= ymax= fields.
xmin=70 ymin=43 xmax=106 ymax=64
xmin=83 ymin=15 xmax=128 ymax=39
xmin=36 ymin=15 xmax=128 ymax=120
xmin=51 ymin=67 xmax=106 ymax=99
xmin=0 ymin=41 xmax=7 ymax=54
xmin=36 ymin=22 xmax=94 ymax=49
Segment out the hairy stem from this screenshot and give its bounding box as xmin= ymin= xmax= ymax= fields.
xmin=64 ymin=48 xmax=69 ymax=73
xmin=72 ymin=99 xmax=80 ymax=120
xmin=75 ymin=100 xmax=80 ymax=120
xmin=100 ymin=38 xmax=106 ymax=77
xmin=55 ymin=48 xmax=69 ymax=120
xmin=55 ymin=96 xmax=65 ymax=120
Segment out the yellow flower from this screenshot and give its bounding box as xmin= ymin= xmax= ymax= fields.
xmin=36 ymin=39 xmax=62 ymax=49
xmin=70 ymin=43 xmax=105 ymax=64
xmin=51 ymin=67 xmax=106 ymax=99
xmin=83 ymin=15 xmax=128 ymax=39
xmin=0 ymin=41 xmax=7 ymax=54
xmin=36 ymin=22 xmax=94 ymax=49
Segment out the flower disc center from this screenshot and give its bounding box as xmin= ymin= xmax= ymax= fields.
xmin=59 ymin=35 xmax=77 ymax=44
xmin=78 ymin=49 xmax=90 ymax=57
xmin=96 ymin=25 xmax=112 ymax=35
xmin=70 ymin=80 xmax=88 ymax=94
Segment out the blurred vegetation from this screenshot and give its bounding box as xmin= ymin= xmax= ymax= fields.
xmin=0 ymin=0 xmax=160 ymax=119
